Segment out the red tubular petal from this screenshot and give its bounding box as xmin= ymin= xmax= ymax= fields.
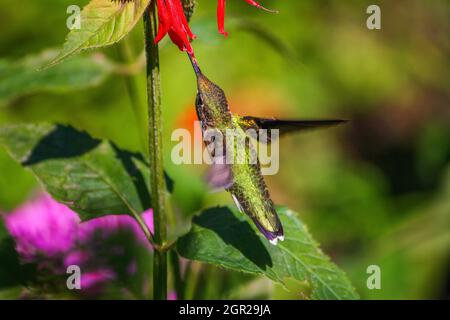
xmin=166 ymin=0 xmax=186 ymax=43
xmin=173 ymin=0 xmax=196 ymax=40
xmin=169 ymin=30 xmax=194 ymax=56
xmin=168 ymin=31 xmax=185 ymax=51
xmin=217 ymin=0 xmax=228 ymax=36
xmin=165 ymin=0 xmax=195 ymax=55
xmin=244 ymin=0 xmax=278 ymax=13
xmin=152 ymin=0 xmax=197 ymax=55
xmin=154 ymin=0 xmax=170 ymax=44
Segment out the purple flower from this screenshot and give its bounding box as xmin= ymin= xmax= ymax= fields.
xmin=5 ymin=193 xmax=79 ymax=262
xmin=168 ymin=292 xmax=177 ymax=300
xmin=3 ymin=193 xmax=153 ymax=296
xmin=79 ymin=268 xmax=117 ymax=296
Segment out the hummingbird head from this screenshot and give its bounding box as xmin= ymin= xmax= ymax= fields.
xmin=196 ymin=73 xmax=229 ymax=113
xmin=188 ymin=54 xmax=231 ymax=125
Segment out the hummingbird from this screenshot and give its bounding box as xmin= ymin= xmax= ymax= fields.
xmin=188 ymin=56 xmax=347 ymax=245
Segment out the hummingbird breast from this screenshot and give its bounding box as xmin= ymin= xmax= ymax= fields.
xmin=226 ymin=130 xmax=284 ymax=243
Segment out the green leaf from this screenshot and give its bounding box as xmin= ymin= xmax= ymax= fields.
xmin=47 ymin=0 xmax=151 ymax=68
xmin=0 ymin=123 xmax=151 ymax=220
xmin=0 ymin=50 xmax=113 ymax=106
xmin=177 ymin=206 xmax=359 ymax=300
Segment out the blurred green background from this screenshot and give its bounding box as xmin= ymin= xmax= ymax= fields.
xmin=0 ymin=0 xmax=449 ymax=299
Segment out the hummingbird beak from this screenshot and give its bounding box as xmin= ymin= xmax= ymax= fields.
xmin=187 ymin=52 xmax=202 ymax=77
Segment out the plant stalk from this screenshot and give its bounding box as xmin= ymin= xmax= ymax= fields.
xmin=170 ymin=249 xmax=184 ymax=300
xmin=143 ymin=1 xmax=167 ymax=300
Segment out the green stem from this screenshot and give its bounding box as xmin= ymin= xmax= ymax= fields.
xmin=143 ymin=1 xmax=167 ymax=300
xmin=170 ymin=249 xmax=184 ymax=300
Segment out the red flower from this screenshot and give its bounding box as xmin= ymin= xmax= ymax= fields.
xmin=154 ymin=0 xmax=196 ymax=56
xmin=154 ymin=0 xmax=276 ymax=56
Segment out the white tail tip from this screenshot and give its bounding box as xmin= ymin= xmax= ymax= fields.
xmin=269 ymin=238 xmax=278 ymax=246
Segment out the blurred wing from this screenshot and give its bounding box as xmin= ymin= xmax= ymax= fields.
xmin=238 ymin=116 xmax=348 ymax=143
xmin=205 ymin=160 xmax=233 ymax=192
xmin=202 ymin=127 xmax=234 ymax=192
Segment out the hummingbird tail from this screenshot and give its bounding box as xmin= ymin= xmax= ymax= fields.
xmin=231 ymin=192 xmax=284 ymax=245
xmin=250 ymin=215 xmax=284 ymax=245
